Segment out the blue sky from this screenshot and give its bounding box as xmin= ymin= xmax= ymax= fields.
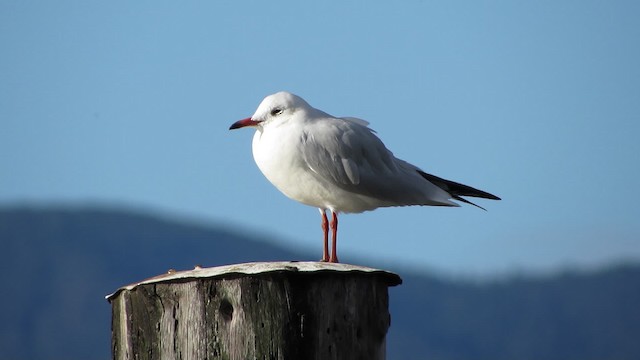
xmin=1 ymin=1 xmax=639 ymax=277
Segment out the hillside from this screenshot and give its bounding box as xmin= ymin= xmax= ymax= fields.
xmin=1 ymin=206 xmax=638 ymax=359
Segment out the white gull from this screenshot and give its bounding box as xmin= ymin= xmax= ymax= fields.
xmin=230 ymin=91 xmax=500 ymax=263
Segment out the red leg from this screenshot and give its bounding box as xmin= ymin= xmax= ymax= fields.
xmin=320 ymin=210 xmax=329 ymax=262
xmin=329 ymin=211 xmax=339 ymax=263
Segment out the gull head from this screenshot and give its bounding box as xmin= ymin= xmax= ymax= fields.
xmin=229 ymin=91 xmax=311 ymax=130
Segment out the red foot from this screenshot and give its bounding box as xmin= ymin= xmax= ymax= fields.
xmin=321 ymin=210 xmax=329 ymax=262
xmin=330 ymin=211 xmax=339 ymax=263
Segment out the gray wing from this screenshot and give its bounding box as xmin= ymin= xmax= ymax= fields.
xmin=299 ymin=118 xmax=454 ymax=206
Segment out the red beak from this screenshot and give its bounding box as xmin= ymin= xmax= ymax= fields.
xmin=229 ymin=117 xmax=260 ymax=130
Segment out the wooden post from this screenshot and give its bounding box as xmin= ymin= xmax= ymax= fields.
xmin=106 ymin=261 xmax=402 ymax=360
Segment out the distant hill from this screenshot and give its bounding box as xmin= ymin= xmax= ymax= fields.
xmin=1 ymin=206 xmax=639 ymax=360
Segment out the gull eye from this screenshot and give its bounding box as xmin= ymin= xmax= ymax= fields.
xmin=270 ymin=108 xmax=283 ymax=116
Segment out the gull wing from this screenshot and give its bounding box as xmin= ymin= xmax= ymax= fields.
xmin=299 ymin=117 xmax=454 ymax=206
xmin=301 ymin=118 xmax=396 ymax=185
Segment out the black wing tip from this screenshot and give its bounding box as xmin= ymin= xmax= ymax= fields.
xmin=453 ymin=195 xmax=488 ymax=211
xmin=461 ymin=188 xmax=501 ymax=201
xmin=417 ymin=170 xmax=501 ymax=207
xmin=484 ymin=193 xmax=501 ymax=201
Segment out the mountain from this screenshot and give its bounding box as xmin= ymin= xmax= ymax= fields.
xmin=390 ymin=269 xmax=640 ymax=359
xmin=1 ymin=206 xmax=639 ymax=359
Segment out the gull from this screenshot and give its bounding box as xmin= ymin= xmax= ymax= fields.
xmin=229 ymin=91 xmax=500 ymax=263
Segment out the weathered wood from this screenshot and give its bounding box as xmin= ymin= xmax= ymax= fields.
xmin=107 ymin=261 xmax=401 ymax=360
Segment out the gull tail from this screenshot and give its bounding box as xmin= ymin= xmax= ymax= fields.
xmin=417 ymin=170 xmax=501 ymax=211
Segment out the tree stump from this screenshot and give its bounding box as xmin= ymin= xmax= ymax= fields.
xmin=106 ymin=261 xmax=402 ymax=360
